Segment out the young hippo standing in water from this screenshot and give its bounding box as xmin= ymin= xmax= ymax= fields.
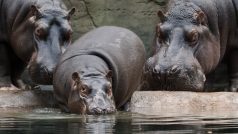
xmin=53 ymin=26 xmax=146 ymax=114
xmin=144 ymin=0 xmax=238 ymax=91
xmin=0 ymin=0 xmax=75 ymax=89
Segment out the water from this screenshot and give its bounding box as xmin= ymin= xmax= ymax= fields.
xmin=0 ymin=108 xmax=238 ymax=133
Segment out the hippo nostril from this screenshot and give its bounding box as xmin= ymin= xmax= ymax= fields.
xmin=91 ymin=108 xmax=102 ymax=114
xmin=152 ymin=65 xmax=162 ymax=80
xmin=169 ymin=65 xmax=180 ymax=75
xmin=102 ymin=109 xmax=107 ymax=114
xmin=153 ymin=65 xmax=160 ymax=74
xmin=152 ymin=68 xmax=157 ymax=74
xmin=42 ymin=66 xmax=53 ymax=79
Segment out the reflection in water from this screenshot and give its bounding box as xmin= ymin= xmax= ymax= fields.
xmin=0 ymin=108 xmax=237 ymax=133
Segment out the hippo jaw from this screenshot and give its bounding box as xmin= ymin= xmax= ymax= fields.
xmin=27 ymin=59 xmax=54 ymax=85
xmin=146 ymin=56 xmax=206 ymax=91
xmin=68 ymin=72 xmax=116 ymax=115
xmin=26 ymin=6 xmax=75 ymax=85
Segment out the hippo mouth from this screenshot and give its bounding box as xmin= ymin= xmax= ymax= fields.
xmin=68 ymin=100 xmax=116 ymax=115
xmin=149 ymin=69 xmax=206 ymax=91
xmin=87 ymin=106 xmax=116 ymax=115
xmin=86 ymin=96 xmax=117 ymax=115
xmin=68 ymin=93 xmax=116 ymax=115
xmin=28 ymin=64 xmax=53 ymax=85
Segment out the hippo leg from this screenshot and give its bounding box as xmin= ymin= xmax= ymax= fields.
xmin=0 ymin=44 xmax=13 ymax=88
xmin=11 ymin=57 xmax=29 ymax=90
xmin=121 ymin=101 xmax=130 ymax=112
xmin=228 ymin=49 xmax=238 ymax=92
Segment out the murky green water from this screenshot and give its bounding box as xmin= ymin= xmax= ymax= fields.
xmin=0 ymin=108 xmax=238 ymax=134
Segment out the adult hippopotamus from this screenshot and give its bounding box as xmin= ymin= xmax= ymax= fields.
xmin=144 ymin=0 xmax=238 ymax=91
xmin=53 ymin=26 xmax=146 ymax=114
xmin=0 ymin=0 xmax=75 ymax=89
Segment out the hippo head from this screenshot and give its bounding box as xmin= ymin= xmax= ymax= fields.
xmin=26 ymin=5 xmax=75 ymax=84
xmin=146 ymin=2 xmax=220 ymax=91
xmin=67 ymin=71 xmax=116 ymax=115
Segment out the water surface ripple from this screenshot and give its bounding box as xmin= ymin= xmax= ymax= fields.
xmin=0 ymin=108 xmax=237 ymax=134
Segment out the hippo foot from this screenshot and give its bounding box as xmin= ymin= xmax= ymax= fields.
xmin=14 ymin=79 xmax=33 ymax=90
xmin=21 ymin=84 xmax=33 ymax=90
xmin=19 ymin=83 xmax=35 ymax=90
xmin=229 ymin=80 xmax=238 ymax=92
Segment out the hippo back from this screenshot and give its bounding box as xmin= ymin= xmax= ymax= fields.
xmin=60 ymin=26 xmax=146 ymax=108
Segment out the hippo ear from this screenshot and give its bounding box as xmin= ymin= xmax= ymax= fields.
xmin=157 ymin=10 xmax=167 ymax=22
xmin=72 ymin=72 xmax=80 ymax=82
xmin=106 ymin=70 xmax=113 ymax=79
xmin=67 ymin=7 xmax=76 ymax=20
xmin=30 ymin=5 xmax=42 ymax=18
xmin=194 ymin=11 xmax=207 ymax=26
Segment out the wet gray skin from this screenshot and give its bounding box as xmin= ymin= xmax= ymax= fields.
xmin=68 ymin=71 xmax=116 ymax=115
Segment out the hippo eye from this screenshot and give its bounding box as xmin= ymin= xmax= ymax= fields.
xmin=81 ymin=85 xmax=91 ymax=95
xmin=81 ymin=85 xmax=87 ymax=92
xmin=35 ymin=27 xmax=47 ymax=40
xmin=187 ymin=29 xmax=199 ymax=47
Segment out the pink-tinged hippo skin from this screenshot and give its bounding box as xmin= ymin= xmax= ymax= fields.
xmin=144 ymin=0 xmax=238 ymax=92
xmin=53 ymin=26 xmax=146 ymax=114
xmin=0 ymin=0 xmax=75 ymax=89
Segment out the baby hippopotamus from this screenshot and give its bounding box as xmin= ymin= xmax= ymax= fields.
xmin=53 ymin=26 xmax=146 ymax=114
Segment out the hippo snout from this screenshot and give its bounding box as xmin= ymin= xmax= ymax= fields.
xmin=40 ymin=66 xmax=54 ymax=77
xmin=89 ymin=107 xmax=116 ymax=115
xmin=28 ymin=64 xmax=54 ymax=85
xmin=153 ymin=65 xmax=181 ymax=77
xmin=87 ymin=95 xmax=116 ymax=115
xmin=151 ymin=64 xmax=205 ymax=91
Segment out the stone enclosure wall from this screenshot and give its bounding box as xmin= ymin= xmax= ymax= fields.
xmin=62 ymin=0 xmax=168 ymax=56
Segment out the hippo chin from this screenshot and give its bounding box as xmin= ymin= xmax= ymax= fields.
xmin=53 ymin=26 xmax=146 ymax=114
xmin=145 ymin=0 xmax=238 ymax=91
xmin=0 ymin=0 xmax=75 ymax=88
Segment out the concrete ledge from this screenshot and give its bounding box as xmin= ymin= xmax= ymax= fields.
xmin=1 ymin=88 xmax=238 ymax=117
xmin=131 ymin=91 xmax=238 ymax=117
xmin=0 ymin=87 xmax=56 ymax=108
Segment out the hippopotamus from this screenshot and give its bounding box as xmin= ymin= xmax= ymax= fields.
xmin=0 ymin=0 xmax=75 ymax=89
xmin=144 ymin=0 xmax=238 ymax=91
xmin=53 ymin=26 xmax=146 ymax=114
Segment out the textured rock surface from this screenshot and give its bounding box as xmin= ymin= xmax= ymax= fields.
xmin=63 ymin=0 xmax=168 ymax=56
xmin=131 ymin=91 xmax=238 ymax=116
